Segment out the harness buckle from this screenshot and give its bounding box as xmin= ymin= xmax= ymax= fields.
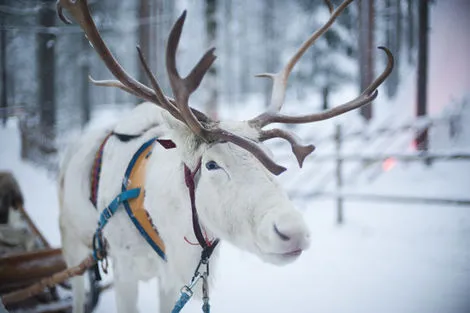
xmin=180 ymin=285 xmax=194 ymax=297
xmin=101 ymin=255 xmax=109 ymax=274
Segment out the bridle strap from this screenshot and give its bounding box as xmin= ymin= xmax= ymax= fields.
xmin=184 ymin=161 xmax=219 ymax=258
xmin=172 ymin=160 xmax=219 ymax=313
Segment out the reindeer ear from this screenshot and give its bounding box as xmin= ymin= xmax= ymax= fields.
xmin=160 ymin=110 xmax=201 ymax=151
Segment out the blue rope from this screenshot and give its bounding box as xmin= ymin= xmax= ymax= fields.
xmin=171 ymin=292 xmax=192 ymax=313
xmin=202 ymin=301 xmax=210 ymax=313
xmin=171 ymin=270 xmax=213 ymax=313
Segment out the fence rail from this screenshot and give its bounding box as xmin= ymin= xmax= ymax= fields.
xmin=295 ymin=191 xmax=470 ymax=207
xmin=313 ymin=151 xmax=470 ymax=162
xmin=288 ymin=99 xmax=470 ymax=223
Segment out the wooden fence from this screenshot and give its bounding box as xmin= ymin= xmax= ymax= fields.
xmin=287 ymin=99 xmax=470 ymax=224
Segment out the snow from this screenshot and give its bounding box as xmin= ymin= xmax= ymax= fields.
xmin=0 ymin=119 xmax=61 ymax=248
xmin=2 ymin=1 xmax=470 ymax=312
xmin=2 ymin=113 xmax=470 ymax=312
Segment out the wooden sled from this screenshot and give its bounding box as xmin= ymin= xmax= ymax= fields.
xmin=0 ymin=175 xmax=102 ymax=313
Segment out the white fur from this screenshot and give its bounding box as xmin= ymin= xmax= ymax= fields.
xmin=59 ymin=102 xmax=311 ymax=313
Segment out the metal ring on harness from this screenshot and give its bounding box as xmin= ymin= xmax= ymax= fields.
xmin=92 ymin=230 xmax=109 ymax=275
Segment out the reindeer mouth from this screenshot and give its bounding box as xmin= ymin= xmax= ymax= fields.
xmin=282 ymin=249 xmax=303 ymax=257
xmin=268 ymin=248 xmax=303 ymax=258
xmin=256 ymin=243 xmax=303 ymax=258
xmin=254 ymin=243 xmax=305 ymax=265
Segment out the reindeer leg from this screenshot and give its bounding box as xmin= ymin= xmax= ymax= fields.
xmin=113 ymin=257 xmax=139 ymax=313
xmin=60 ymin=221 xmax=89 ymax=313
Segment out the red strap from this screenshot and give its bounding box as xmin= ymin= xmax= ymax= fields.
xmin=91 ymin=136 xmax=175 ymax=209
xmin=184 ymin=226 xmax=214 ymax=246
xmin=90 ymin=133 xmax=113 ymax=208
xmin=157 ymin=139 xmax=176 ymax=149
xmin=184 ymin=160 xmax=219 ymax=253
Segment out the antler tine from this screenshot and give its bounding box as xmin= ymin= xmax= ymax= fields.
xmin=59 ymin=2 xmax=288 ymax=175
xmin=251 ymin=47 xmax=394 ymax=127
xmin=88 ymin=77 xmax=140 ymax=97
xmin=212 ymin=129 xmax=287 ymax=175
xmin=255 ymin=0 xmax=354 ymax=114
xmin=57 ymin=0 xmax=184 ymax=117
xmin=88 ymin=77 xmax=195 ymax=124
xmin=259 ymin=129 xmax=315 ymax=168
xmin=57 ymin=1 xmax=152 ymax=97
xmin=362 ymin=46 xmax=394 ymax=96
xmin=56 ymin=1 xmax=72 ymax=24
xmin=166 ymin=10 xmax=217 ymax=140
xmin=164 ymin=11 xmax=286 ymax=175
xmin=136 ymin=46 xmax=183 ymax=122
xmin=324 ymin=0 xmax=334 ymax=14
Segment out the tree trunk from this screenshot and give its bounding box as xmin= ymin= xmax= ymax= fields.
xmin=205 ymin=0 xmax=218 ymax=118
xmin=358 ymin=0 xmax=374 ymax=121
xmin=80 ymin=34 xmax=91 ymax=126
xmin=149 ymin=0 xmax=158 ymax=86
xmin=149 ymin=0 xmax=156 ymax=69
xmin=238 ymin=1 xmax=249 ymax=99
xmin=223 ymin=0 xmax=233 ymax=106
xmin=154 ymin=0 xmax=171 ymax=93
xmin=1 ymin=15 xmax=7 ymax=126
xmin=396 ymin=0 xmax=402 ymax=58
xmin=416 ymin=0 xmax=428 ymax=151
xmin=407 ymin=0 xmax=415 ymax=64
xmin=138 ymin=0 xmax=151 ymax=86
xmin=37 ymin=0 xmax=56 ymax=141
xmin=322 ymin=86 xmax=329 ymax=111
xmin=262 ymin=0 xmax=276 ymax=107
xmin=385 ymin=0 xmax=400 ymax=97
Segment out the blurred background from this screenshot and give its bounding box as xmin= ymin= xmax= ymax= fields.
xmin=0 ymin=0 xmax=469 ymax=312
xmin=1 ymin=0 xmax=457 ymax=169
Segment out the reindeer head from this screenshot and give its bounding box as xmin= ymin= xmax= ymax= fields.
xmin=160 ymin=114 xmax=310 ymax=264
xmin=57 ymin=0 xmax=393 ymax=265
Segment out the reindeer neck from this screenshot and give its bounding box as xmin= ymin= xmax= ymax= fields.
xmin=144 ymin=144 xmax=219 ymax=276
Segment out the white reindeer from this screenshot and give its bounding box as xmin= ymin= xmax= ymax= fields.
xmin=56 ymin=0 xmax=393 ymax=312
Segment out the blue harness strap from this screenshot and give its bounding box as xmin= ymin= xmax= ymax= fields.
xmin=90 ymin=134 xmax=215 ymax=312
xmin=92 ymin=188 xmax=140 ymax=262
xmin=97 ymin=188 xmax=141 ymax=230
xmin=92 ymin=136 xmax=174 ymax=264
xmin=121 ymin=138 xmax=167 ymax=261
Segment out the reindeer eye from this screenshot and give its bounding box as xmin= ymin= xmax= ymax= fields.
xmin=205 ymin=160 xmax=220 ymax=171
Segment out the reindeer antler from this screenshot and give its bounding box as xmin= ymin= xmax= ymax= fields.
xmin=57 ymin=0 xmax=393 ymax=175
xmin=56 ymin=0 xmax=185 ymax=120
xmin=249 ymin=0 xmax=394 ymax=167
xmin=57 ymin=1 xmax=287 ymax=175
xmin=163 ymin=12 xmax=287 ymax=175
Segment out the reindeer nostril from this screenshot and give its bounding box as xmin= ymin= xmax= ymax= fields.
xmin=273 ymin=224 xmax=290 ymax=241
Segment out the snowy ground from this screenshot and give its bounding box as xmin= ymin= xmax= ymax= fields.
xmin=1 ymin=101 xmax=470 ymax=313
xmin=1 ymin=112 xmax=470 ymax=313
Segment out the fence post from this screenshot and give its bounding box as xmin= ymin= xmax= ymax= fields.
xmin=335 ymin=124 xmax=343 ymax=224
